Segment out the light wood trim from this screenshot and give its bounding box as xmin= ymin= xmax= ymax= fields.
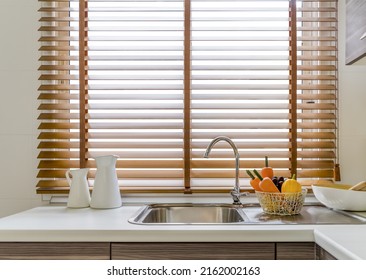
xmin=38 ymin=141 xmax=79 ymax=149
xmin=298 ymin=170 xmax=335 ymax=178
xmin=86 ymin=150 xmax=184 ymax=158
xmin=38 ymin=160 xmax=80 ymax=169
xmin=38 ymin=122 xmax=79 ymax=129
xmin=88 ymin=122 xmax=183 ymax=129
xmin=85 ymin=132 xmax=183 ymax=140
xmin=38 ymin=93 xmax=78 ymax=100
xmin=298 ymin=112 xmax=336 ymax=119
xmin=87 ymin=142 xmax=183 ymax=149
xmin=191 ymin=159 xmax=290 ymax=169
xmin=37 ymin=180 xmax=70 ymax=188
xmin=38 ymin=159 xmax=184 ymax=169
xmin=87 ymin=103 xmax=183 ymax=109
xmin=192 ymin=141 xmax=335 ymax=149
xmin=38 ymin=111 xmax=77 ymax=119
xmin=36 ymin=188 xmax=186 ymax=195
xmin=39 ymin=26 xmax=77 ymax=32
xmin=39 ymin=64 xmax=78 ymax=70
xmin=298 ymin=84 xmax=336 ymax=90
xmin=298 ymin=65 xmax=336 ymax=71
xmin=192 ymin=132 xmax=290 ymax=139
xmin=197 ymin=159 xmax=279 ymax=170
xmin=192 ymin=103 xmax=289 ymax=110
xmin=193 ymin=123 xmax=290 ymax=129
xmin=40 ymin=16 xmax=77 ymax=23
xmin=298 ymin=122 xmax=336 ymax=129
xmin=37 ymin=170 xmax=183 ymax=181
xmin=38 ymin=103 xmax=78 ymax=110
xmin=87 ymin=112 xmax=183 ymax=119
xmin=298 ymin=132 xmax=336 ymax=139
xmin=298 ymin=141 xmax=335 ymax=149
xmin=190 ymin=170 xmax=289 ymax=178
xmin=297 ymin=160 xmax=335 ymax=168
xmin=39 ymin=54 xmax=77 ymax=59
xmin=38 ymin=151 xmax=79 ymax=158
xmin=111 ymin=243 xmax=275 ymax=260
xmin=39 ymin=74 xmax=78 ymax=80
xmin=38 ymin=84 xmax=78 ymax=90
xmin=38 ymin=132 xmax=78 ymax=139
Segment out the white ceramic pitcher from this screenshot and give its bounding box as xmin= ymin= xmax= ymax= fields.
xmin=90 ymin=155 xmax=122 ymax=209
xmin=65 ymin=168 xmax=91 ymax=208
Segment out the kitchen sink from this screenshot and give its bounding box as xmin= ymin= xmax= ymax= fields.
xmin=128 ymin=203 xmax=248 ymax=224
xmin=128 ymin=203 xmax=366 ymax=225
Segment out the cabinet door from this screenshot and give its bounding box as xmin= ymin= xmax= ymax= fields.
xmin=316 ymin=244 xmax=337 ymax=260
xmin=276 ymin=242 xmax=316 ymax=260
xmin=0 ymin=242 xmax=110 ymax=260
xmin=111 ymin=242 xmax=275 ymax=260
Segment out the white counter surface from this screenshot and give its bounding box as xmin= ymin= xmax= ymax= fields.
xmin=1 ymin=198 xmax=366 ymax=260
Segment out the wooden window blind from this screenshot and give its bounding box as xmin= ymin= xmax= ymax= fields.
xmin=37 ymin=0 xmax=338 ymax=194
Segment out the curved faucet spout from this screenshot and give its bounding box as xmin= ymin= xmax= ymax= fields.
xmin=204 ymin=136 xmax=245 ymax=205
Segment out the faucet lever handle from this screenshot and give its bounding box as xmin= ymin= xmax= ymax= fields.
xmin=231 ymin=190 xmax=249 ymax=196
xmin=230 ymin=190 xmax=249 ymax=205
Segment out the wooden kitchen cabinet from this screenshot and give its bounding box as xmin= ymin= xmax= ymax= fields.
xmin=111 ymin=242 xmax=276 ymax=260
xmin=0 ymin=242 xmax=110 ymax=260
xmin=112 ymin=242 xmax=317 ymax=260
xmin=316 ymin=244 xmax=337 ymax=260
xmin=276 ymin=242 xmax=316 ymax=260
xmin=0 ymin=242 xmax=320 ymax=260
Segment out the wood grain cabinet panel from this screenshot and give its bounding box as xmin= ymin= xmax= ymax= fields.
xmin=316 ymin=244 xmax=337 ymax=260
xmin=0 ymin=242 xmax=333 ymax=260
xmin=0 ymin=242 xmax=110 ymax=260
xmin=276 ymin=242 xmax=316 ymax=260
xmin=111 ymin=242 xmax=275 ymax=260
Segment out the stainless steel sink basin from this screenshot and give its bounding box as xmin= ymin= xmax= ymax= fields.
xmin=128 ymin=203 xmax=248 ymax=224
xmin=128 ymin=202 xmax=366 ymax=225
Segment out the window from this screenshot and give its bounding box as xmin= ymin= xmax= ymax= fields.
xmin=37 ymin=0 xmax=338 ymax=194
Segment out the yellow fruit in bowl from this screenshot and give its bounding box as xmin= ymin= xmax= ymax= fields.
xmin=281 ymin=174 xmax=302 ymax=193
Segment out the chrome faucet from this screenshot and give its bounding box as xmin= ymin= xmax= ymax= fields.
xmin=204 ymin=136 xmax=247 ymax=205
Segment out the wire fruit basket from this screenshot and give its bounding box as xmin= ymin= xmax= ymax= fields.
xmin=255 ymin=189 xmax=307 ymax=215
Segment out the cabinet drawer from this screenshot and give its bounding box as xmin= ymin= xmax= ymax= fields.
xmin=0 ymin=242 xmax=110 ymax=260
xmin=276 ymin=242 xmax=316 ymax=260
xmin=316 ymin=244 xmax=337 ymax=260
xmin=112 ymin=242 xmax=275 ymax=260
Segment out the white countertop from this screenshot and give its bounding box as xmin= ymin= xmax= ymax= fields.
xmin=0 ymin=205 xmax=316 ymax=242
xmin=314 ymin=226 xmax=366 ymax=260
xmin=1 ymin=195 xmax=366 ymax=260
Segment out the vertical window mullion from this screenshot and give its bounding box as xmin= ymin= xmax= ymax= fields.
xmin=289 ymin=0 xmax=298 ymax=177
xmin=184 ymin=0 xmax=192 ymax=193
xmin=79 ymin=0 xmax=88 ymax=168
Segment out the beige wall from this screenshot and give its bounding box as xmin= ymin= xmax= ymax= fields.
xmin=338 ymin=1 xmax=366 ymax=184
xmin=0 ymin=0 xmax=44 ymax=217
xmin=0 ymin=1 xmax=365 ymax=217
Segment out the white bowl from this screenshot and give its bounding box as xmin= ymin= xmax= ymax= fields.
xmin=312 ymin=185 xmax=366 ymax=211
